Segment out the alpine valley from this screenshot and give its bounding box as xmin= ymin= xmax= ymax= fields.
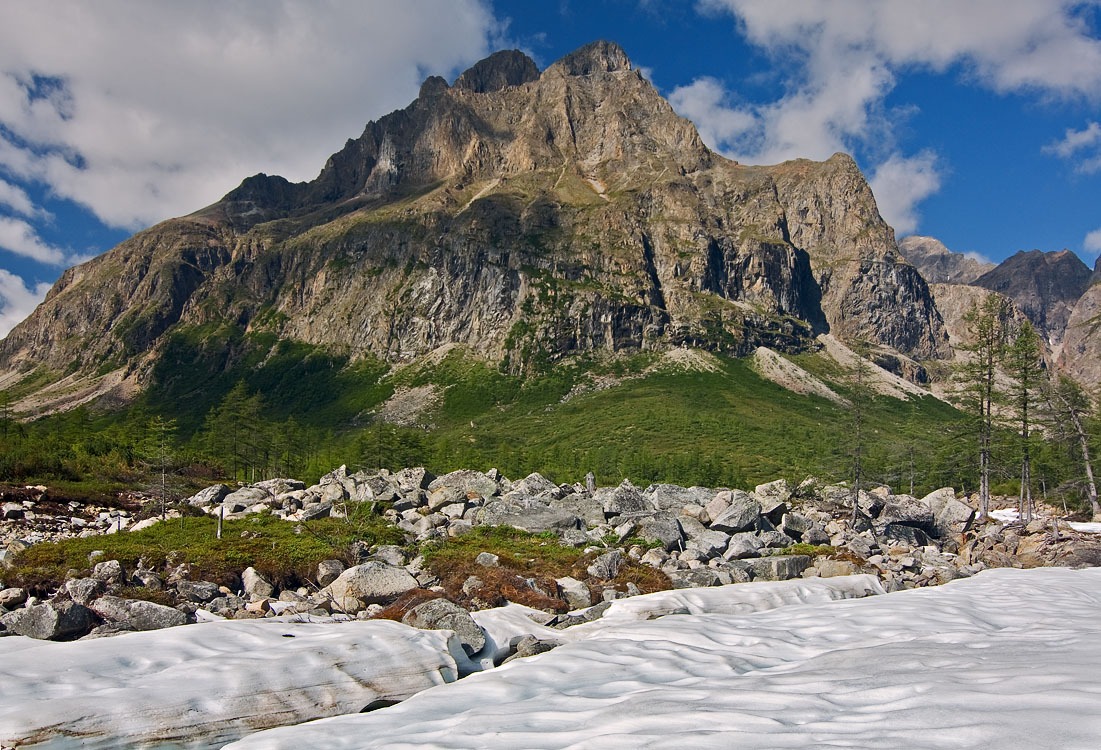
xmin=0 ymin=41 xmax=1098 ymax=494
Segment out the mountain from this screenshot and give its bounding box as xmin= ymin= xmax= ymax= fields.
xmin=897 ymin=235 xmax=994 ymax=285
xmin=972 ymin=249 xmax=1092 ymax=352
xmin=0 ymin=42 xmax=947 ymax=414
xmin=1059 ymin=257 xmax=1101 ymax=389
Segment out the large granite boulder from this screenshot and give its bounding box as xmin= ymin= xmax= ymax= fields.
xmin=320 ymin=562 xmax=419 ymax=614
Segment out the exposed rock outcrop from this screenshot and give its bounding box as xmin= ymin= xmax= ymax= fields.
xmin=898 ymin=235 xmax=994 ymax=285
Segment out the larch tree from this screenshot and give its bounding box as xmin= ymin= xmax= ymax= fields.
xmin=1044 ymin=374 xmax=1100 ymax=520
xmin=956 ymin=293 xmax=1010 ymax=520
xmin=1005 ymin=321 xmax=1043 ymax=524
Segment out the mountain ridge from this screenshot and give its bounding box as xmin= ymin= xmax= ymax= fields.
xmin=1 ymin=41 xmax=947 ymax=414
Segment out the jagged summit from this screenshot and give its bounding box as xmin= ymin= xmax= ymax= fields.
xmin=0 ymin=40 xmax=948 ymax=413
xmin=453 ymin=49 xmax=540 ymax=93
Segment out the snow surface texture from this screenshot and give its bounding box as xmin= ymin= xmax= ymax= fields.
xmin=228 ymin=568 xmax=1101 ymax=750
xmin=0 ymin=619 xmax=462 ymax=749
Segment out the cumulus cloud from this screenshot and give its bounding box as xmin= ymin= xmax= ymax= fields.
xmin=0 ymin=178 xmax=40 ymax=218
xmin=0 ymin=217 xmax=68 ymax=265
xmin=1085 ymin=227 xmax=1101 ymax=254
xmin=0 ymin=1 xmax=498 ymax=230
xmin=869 ymin=152 xmax=942 ymax=236
xmin=0 ymin=269 xmax=50 ymax=337
xmin=677 ymin=0 xmax=1101 ymax=234
xmin=1044 ymin=121 xmax=1101 ymax=173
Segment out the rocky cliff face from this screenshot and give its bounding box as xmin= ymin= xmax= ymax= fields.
xmin=898 ymin=236 xmax=994 ymax=285
xmin=0 ymin=41 xmax=948 ymax=407
xmin=973 ymin=249 xmax=1092 ymax=353
xmin=1059 ymin=258 xmax=1101 ymax=389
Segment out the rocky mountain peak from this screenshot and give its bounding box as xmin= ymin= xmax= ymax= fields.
xmin=453 ymin=49 xmax=540 ymax=93
xmin=898 ymin=235 xmax=995 ymax=285
xmin=545 ymin=40 xmax=631 ymax=77
xmin=973 ymin=248 xmax=1091 ymax=349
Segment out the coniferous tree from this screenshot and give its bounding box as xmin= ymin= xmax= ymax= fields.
xmin=1005 ymin=321 xmax=1042 ymax=523
xmin=956 ymin=294 xmax=1010 ymax=519
xmin=1044 ymin=374 xmax=1100 ymax=519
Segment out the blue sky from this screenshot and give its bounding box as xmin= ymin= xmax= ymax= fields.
xmin=1 ymin=1 xmax=1099 ymax=335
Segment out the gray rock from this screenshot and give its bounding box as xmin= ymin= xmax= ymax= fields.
xmin=668 ymin=568 xmax=723 ymax=588
xmin=321 ymin=561 xmax=419 ymax=614
xmin=175 ymin=580 xmax=223 ymax=603
xmin=475 ymin=552 xmax=500 ymax=567
xmin=511 ymin=472 xmax=560 ymax=499
xmin=222 ymin=486 xmax=272 ymax=510
xmin=371 ymin=545 xmax=406 ymax=567
xmin=316 ymin=559 xmax=345 ymax=588
xmin=393 ymin=467 xmax=435 ymax=493
xmin=241 ymin=567 xmax=275 ymax=600
xmin=686 ymin=529 xmax=730 ymax=559
xmin=780 ymin=512 xmax=809 ymax=539
xmin=502 ymin=634 xmax=563 ymax=663
xmin=878 ymin=495 xmax=935 ymax=533
xmin=480 ymin=504 xmax=581 ymax=533
xmin=755 ymin=479 xmax=791 ymax=522
xmin=747 ymin=555 xmax=811 ymax=581
xmin=1 ymin=600 xmax=95 ymax=640
xmin=709 ymin=491 xmax=761 ymax=533
xmin=598 ymin=480 xmax=654 ymax=519
xmin=89 ymin=595 xmax=188 ymax=630
xmin=759 ymin=530 xmax=796 ymax=549
xmin=920 ymin=488 xmax=976 ymax=538
xmin=402 ymin=598 xmax=486 ymax=655
xmin=547 ymin=494 xmax=606 ymax=527
xmin=92 ymin=559 xmax=124 ymax=583
xmin=802 ymin=523 xmax=831 ymax=545
xmin=555 ymin=576 xmax=592 ymax=610
xmin=813 ymin=558 xmax=861 ymax=577
xmin=0 ymin=587 xmax=27 ymax=608
xmin=724 ymin=532 xmax=764 ymax=559
xmin=635 ymin=512 xmax=684 ymax=552
xmin=587 ymin=550 xmax=625 ymax=580
xmin=64 ymin=577 xmax=105 ymax=605
xmin=644 ymin=484 xmax=713 ymax=511
xmin=2 ymin=502 xmax=25 ymax=520
xmin=880 ymin=523 xmax=934 ymax=548
xmin=426 ymin=470 xmax=500 ymax=510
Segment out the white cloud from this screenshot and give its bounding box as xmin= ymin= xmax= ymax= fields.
xmin=0 ymin=1 xmax=498 ymax=230
xmin=0 ymin=217 xmax=67 ymax=265
xmin=677 ymin=1 xmax=1101 ymax=234
xmin=0 ymin=178 xmax=40 ymax=217
xmin=667 ymin=78 xmax=758 ymax=156
xmin=0 ymin=269 xmax=50 ymax=337
xmin=869 ymin=151 xmax=942 ymax=235
xmin=1044 ymin=121 xmax=1101 ymax=173
xmin=1085 ymin=227 xmax=1101 ymax=254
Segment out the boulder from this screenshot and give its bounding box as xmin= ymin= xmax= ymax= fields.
xmin=479 ymin=504 xmax=581 ymax=533
xmin=724 ymin=532 xmax=764 ymax=559
xmin=92 ymin=559 xmax=125 ymax=583
xmin=241 ymin=567 xmax=275 ymax=600
xmin=402 ymin=598 xmax=486 ymax=655
xmin=635 ymin=512 xmax=684 ymax=552
xmin=321 ymin=562 xmax=419 ymax=614
xmin=746 ymin=555 xmax=811 ymax=581
xmin=502 ymin=634 xmax=563 ymax=663
xmin=64 ymin=577 xmax=105 ymax=605
xmin=315 ymin=561 xmax=345 ymax=591
xmin=920 ymin=488 xmax=976 ymax=538
xmin=426 ymin=470 xmax=500 ymax=510
xmin=754 ymin=479 xmax=791 ymax=522
xmin=880 ymin=523 xmax=934 ymax=548
xmin=813 ymin=558 xmax=862 ymax=578
xmin=3 ymin=501 xmax=25 ymax=520
xmin=555 ymin=576 xmax=592 ymax=610
xmin=221 ymin=486 xmax=272 ymax=511
xmin=644 ymin=484 xmax=713 ymax=512
xmin=0 ymin=587 xmax=28 ymax=608
xmin=598 ymin=480 xmax=654 ymax=519
xmin=0 ymin=600 xmax=95 ymax=640
xmin=511 ymin=472 xmax=560 ymax=499
xmin=686 ymin=529 xmax=730 ymax=559
xmin=668 ymin=568 xmax=723 ymax=588
xmin=878 ymin=495 xmax=935 ymax=533
xmin=89 ymin=595 xmax=188 ymax=631
xmin=175 ymin=580 xmax=223 ymax=603
xmin=587 ymin=550 xmax=625 ymax=580
xmin=709 ymin=491 xmax=761 ymax=534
